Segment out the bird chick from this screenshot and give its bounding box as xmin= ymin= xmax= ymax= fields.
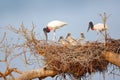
xmin=65 ymin=33 xmax=77 ymax=46
xmin=78 ymin=32 xmax=85 ymax=45
xmin=58 ymin=36 xmax=69 ymax=45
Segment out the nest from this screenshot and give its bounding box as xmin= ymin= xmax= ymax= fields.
xmin=7 ymin=24 xmax=120 ymax=78
xmin=37 ymin=39 xmax=119 ymax=78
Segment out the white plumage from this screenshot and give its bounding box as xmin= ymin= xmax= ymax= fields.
xmin=88 ymin=21 xmax=108 ymax=33
xmin=93 ymin=23 xmax=108 ymax=32
xmin=87 ymin=21 xmax=108 ymax=40
xmin=43 ymin=20 xmax=67 ymax=41
xmin=47 ymin=20 xmax=67 ymax=30
xmin=65 ymin=33 xmax=77 ymax=46
xmin=58 ymin=36 xmax=69 ymax=45
xmin=77 ymin=32 xmax=85 ymax=45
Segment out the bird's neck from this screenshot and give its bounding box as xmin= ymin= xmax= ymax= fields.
xmin=91 ymin=27 xmax=94 ymax=30
xmin=47 ymin=27 xmax=51 ymax=32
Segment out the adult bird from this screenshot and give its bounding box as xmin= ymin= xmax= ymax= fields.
xmin=87 ymin=21 xmax=108 ymax=40
xmin=65 ymin=33 xmax=77 ymax=46
xmin=43 ymin=20 xmax=67 ymax=41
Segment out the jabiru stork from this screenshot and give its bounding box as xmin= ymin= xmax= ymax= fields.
xmin=87 ymin=21 xmax=108 ymax=40
xmin=43 ymin=20 xmax=67 ymax=41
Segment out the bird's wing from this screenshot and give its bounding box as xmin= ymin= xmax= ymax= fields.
xmin=47 ymin=20 xmax=67 ymax=29
xmin=94 ymin=23 xmax=108 ymax=31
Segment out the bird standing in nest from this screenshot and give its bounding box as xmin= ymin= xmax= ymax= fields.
xmin=87 ymin=21 xmax=108 ymax=40
xmin=65 ymin=33 xmax=77 ymax=46
xmin=43 ymin=20 xmax=67 ymax=41
xmin=58 ymin=36 xmax=69 ymax=45
xmin=78 ymin=32 xmax=85 ymax=45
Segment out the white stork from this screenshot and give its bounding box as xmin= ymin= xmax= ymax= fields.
xmin=43 ymin=20 xmax=67 ymax=41
xmin=65 ymin=33 xmax=77 ymax=46
xmin=87 ymin=21 xmax=108 ymax=40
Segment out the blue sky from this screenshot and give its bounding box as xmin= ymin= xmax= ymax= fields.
xmin=0 ymin=0 xmax=120 ymax=80
xmin=0 ymin=0 xmax=120 ymax=40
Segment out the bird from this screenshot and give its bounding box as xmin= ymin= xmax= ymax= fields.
xmin=77 ymin=32 xmax=85 ymax=45
xmin=65 ymin=33 xmax=77 ymax=46
xmin=43 ymin=20 xmax=67 ymax=41
xmin=87 ymin=21 xmax=108 ymax=40
xmin=87 ymin=21 xmax=108 ymax=32
xmin=58 ymin=36 xmax=69 ymax=45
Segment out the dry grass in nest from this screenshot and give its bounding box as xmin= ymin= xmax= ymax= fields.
xmin=7 ymin=25 xmax=120 ymax=78
xmin=37 ymin=39 xmax=120 ymax=78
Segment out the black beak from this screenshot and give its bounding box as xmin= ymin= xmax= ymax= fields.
xmin=87 ymin=26 xmax=90 ymax=32
xmin=87 ymin=21 xmax=93 ymax=32
xmin=43 ymin=28 xmax=48 ymax=41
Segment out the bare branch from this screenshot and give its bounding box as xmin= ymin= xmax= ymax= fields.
xmin=15 ymin=67 xmax=57 ymax=80
xmin=101 ymin=52 xmax=120 ymax=67
xmin=0 ymin=32 xmax=6 ymax=44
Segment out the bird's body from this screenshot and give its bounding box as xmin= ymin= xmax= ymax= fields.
xmin=88 ymin=21 xmax=108 ymax=33
xmin=58 ymin=36 xmax=69 ymax=45
xmin=43 ymin=20 xmax=67 ymax=41
xmin=47 ymin=20 xmax=67 ymax=30
xmin=65 ymin=33 xmax=77 ymax=46
xmin=87 ymin=21 xmax=108 ymax=40
xmin=78 ymin=32 xmax=85 ymax=45
xmin=93 ymin=23 xmax=108 ymax=32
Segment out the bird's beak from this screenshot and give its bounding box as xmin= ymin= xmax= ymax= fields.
xmin=87 ymin=26 xmax=90 ymax=32
xmin=43 ymin=28 xmax=48 ymax=41
xmin=44 ymin=31 xmax=48 ymax=41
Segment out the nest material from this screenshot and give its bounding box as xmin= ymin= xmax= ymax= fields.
xmin=38 ymin=39 xmax=120 ymax=78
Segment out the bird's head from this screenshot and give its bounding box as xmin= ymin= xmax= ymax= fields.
xmin=67 ymin=33 xmax=71 ymax=37
xmin=87 ymin=21 xmax=94 ymax=32
xmin=43 ymin=27 xmax=51 ymax=41
xmin=80 ymin=32 xmax=85 ymax=39
xmin=59 ymin=36 xmax=64 ymax=39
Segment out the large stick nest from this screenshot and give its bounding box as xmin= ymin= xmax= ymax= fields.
xmin=37 ymin=39 xmax=120 ymax=78
xmin=7 ymin=25 xmax=120 ymax=78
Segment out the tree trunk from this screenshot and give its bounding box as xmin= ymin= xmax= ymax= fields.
xmin=16 ymin=52 xmax=120 ymax=80
xmin=102 ymin=52 xmax=120 ymax=67
xmin=15 ymin=67 xmax=57 ymax=80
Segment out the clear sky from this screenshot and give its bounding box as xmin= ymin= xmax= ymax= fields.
xmin=0 ymin=0 xmax=120 ymax=80
xmin=0 ymin=0 xmax=120 ymax=40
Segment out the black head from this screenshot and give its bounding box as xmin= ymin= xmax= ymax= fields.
xmin=43 ymin=27 xmax=50 ymax=41
xmin=80 ymin=32 xmax=85 ymax=38
xmin=87 ymin=21 xmax=94 ymax=32
xmin=67 ymin=33 xmax=71 ymax=36
xmin=43 ymin=27 xmax=50 ymax=33
xmin=59 ymin=36 xmax=64 ymax=39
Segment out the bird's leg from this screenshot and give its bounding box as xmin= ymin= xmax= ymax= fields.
xmin=96 ymin=32 xmax=99 ymax=41
xmin=53 ymin=30 xmax=56 ymax=41
xmin=100 ymin=31 xmax=105 ymax=37
xmin=100 ymin=31 xmax=107 ymax=45
xmin=100 ymin=31 xmax=107 ymax=42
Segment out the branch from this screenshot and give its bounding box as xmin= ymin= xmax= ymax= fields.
xmin=15 ymin=67 xmax=58 ymax=80
xmin=0 ymin=68 xmax=22 ymax=80
xmin=102 ymin=52 xmax=120 ymax=68
xmin=0 ymin=32 xmax=6 ymax=44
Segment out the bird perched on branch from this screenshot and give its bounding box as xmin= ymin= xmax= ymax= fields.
xmin=87 ymin=21 xmax=108 ymax=40
xmin=43 ymin=20 xmax=67 ymax=41
xmin=65 ymin=33 xmax=77 ymax=46
xmin=58 ymin=36 xmax=69 ymax=45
